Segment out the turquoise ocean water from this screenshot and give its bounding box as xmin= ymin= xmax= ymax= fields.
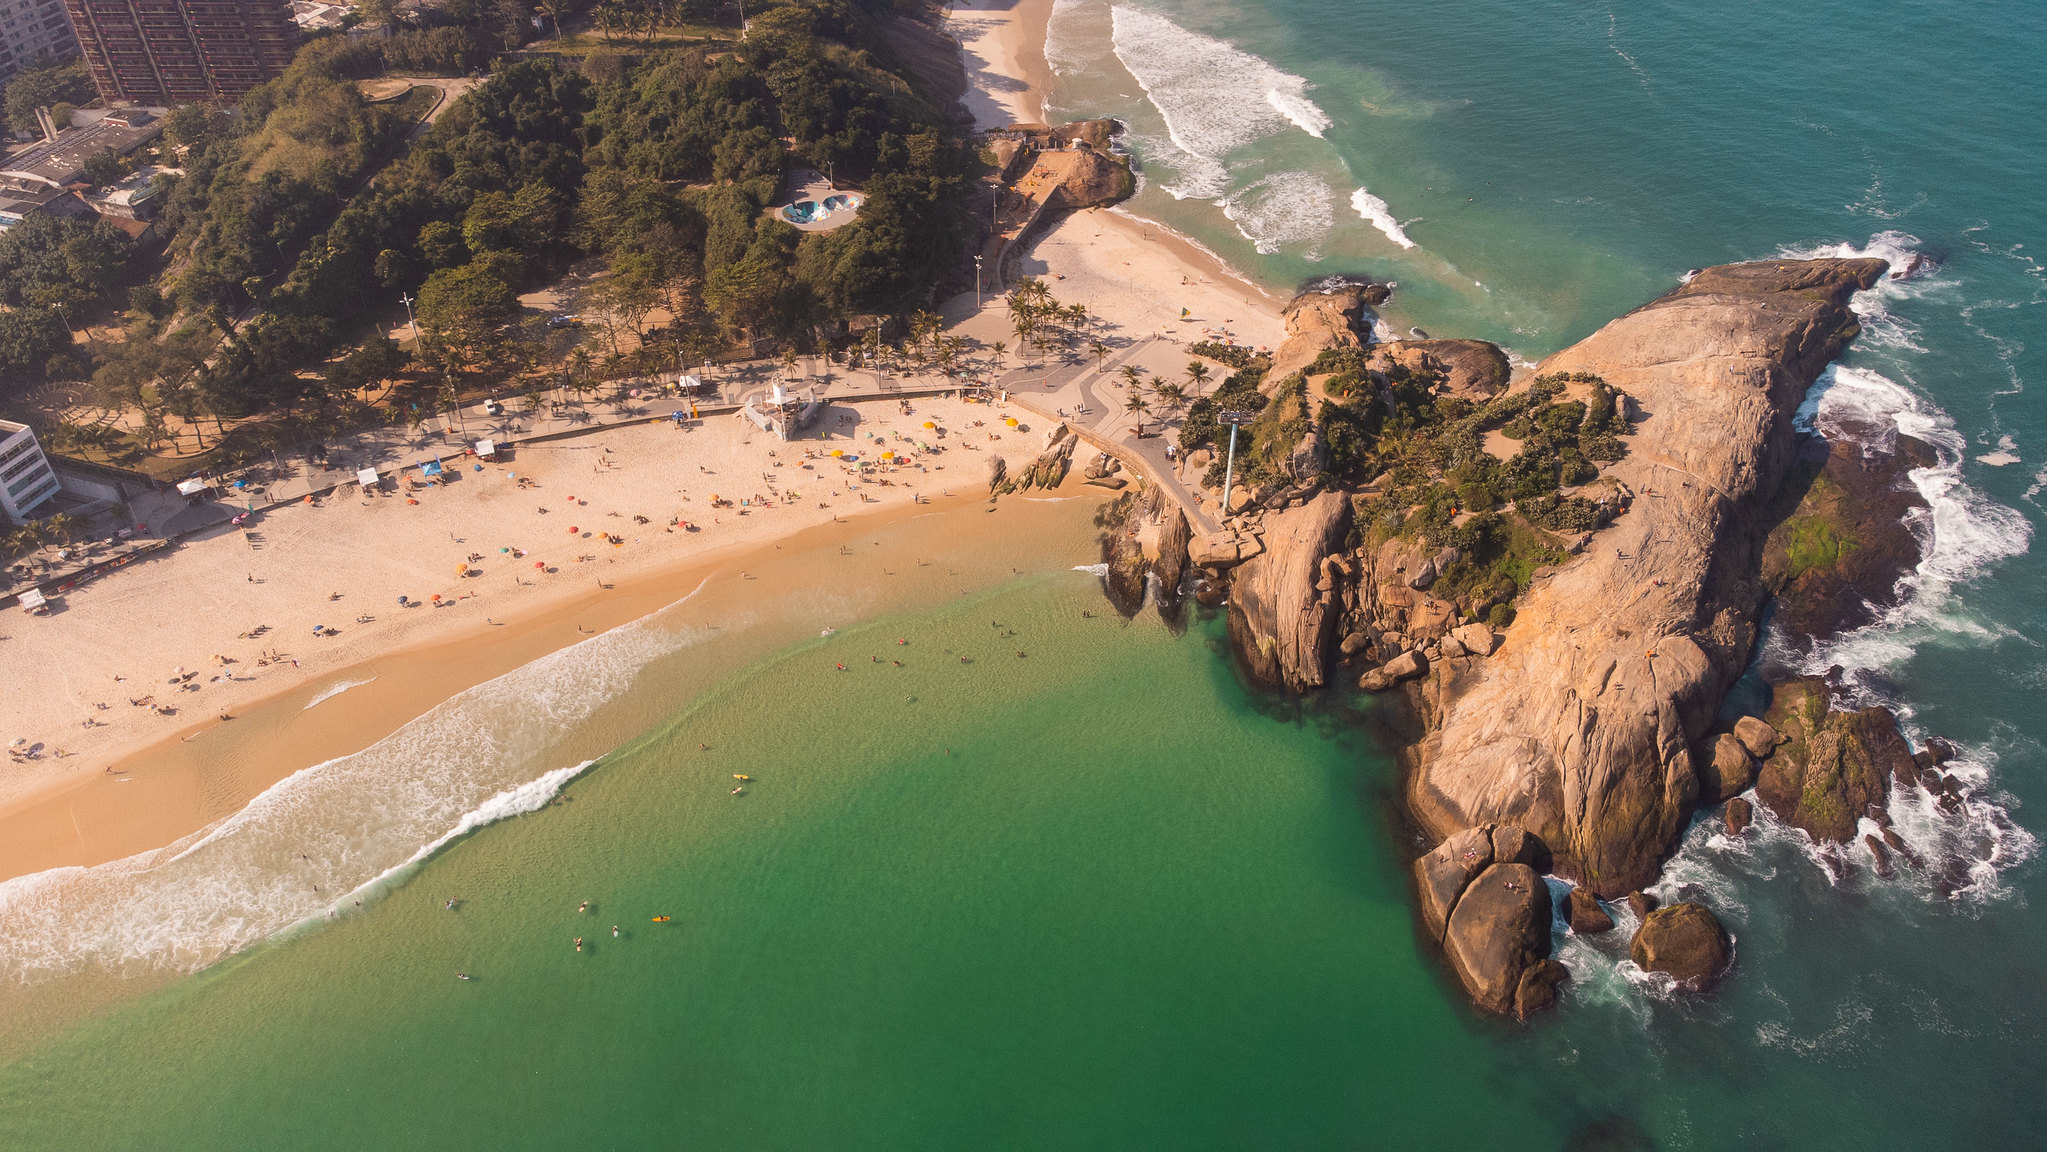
xmin=3 ymin=2 xmax=2045 ymax=1146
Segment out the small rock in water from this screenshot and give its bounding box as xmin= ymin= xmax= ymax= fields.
xmin=1724 ymin=797 xmax=1754 ymax=835
xmin=1630 ymin=902 xmax=1733 ymax=988
xmin=1567 ymin=887 xmax=1615 ymax=935
xmin=1625 ymin=891 xmax=1658 ymax=921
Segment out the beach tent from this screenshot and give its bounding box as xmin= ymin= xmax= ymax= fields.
xmin=420 ymin=459 xmax=444 ymax=478
xmin=19 ymin=588 xmax=47 ymax=614
xmin=175 ymin=479 xmax=209 ymax=496
xmin=357 ymin=468 xmax=379 ymax=488
xmin=676 ymin=374 xmax=705 ymax=393
xmin=476 ymin=439 xmax=498 ymax=460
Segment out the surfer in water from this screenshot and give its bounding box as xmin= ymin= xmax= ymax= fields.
xmin=578 ymin=900 xmax=589 ymax=913
xmin=445 ymin=898 xmax=457 ymax=910
xmin=456 ymin=973 xmax=471 ymax=981
xmin=612 ymin=925 xmax=619 ymax=938
xmin=574 ymin=937 xmax=583 ymax=952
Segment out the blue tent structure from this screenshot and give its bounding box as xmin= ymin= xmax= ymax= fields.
xmin=419 ymin=459 xmax=445 ymax=478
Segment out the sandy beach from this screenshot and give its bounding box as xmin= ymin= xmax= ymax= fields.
xmin=0 ymin=0 xmax=1284 ymax=886
xmin=0 ymin=395 xmax=1059 ymax=873
xmin=950 ymin=0 xmax=1058 ymax=129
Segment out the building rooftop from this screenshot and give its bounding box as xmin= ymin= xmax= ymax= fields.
xmin=0 ymin=114 xmax=163 ymax=191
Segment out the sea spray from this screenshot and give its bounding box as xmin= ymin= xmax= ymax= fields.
xmin=0 ymin=594 xmax=716 ymax=982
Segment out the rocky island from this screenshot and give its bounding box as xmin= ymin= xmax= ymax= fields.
xmin=1103 ymin=256 xmax=1971 ymax=1017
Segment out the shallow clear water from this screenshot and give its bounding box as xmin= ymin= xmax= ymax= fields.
xmin=4 ymin=2 xmax=2045 ymax=1146
xmin=0 ymin=581 xmax=1573 ymax=1150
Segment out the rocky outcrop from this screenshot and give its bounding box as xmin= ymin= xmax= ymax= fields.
xmin=1403 ymin=258 xmax=1888 ymax=895
xmin=1188 ymin=529 xmax=1262 ymax=569
xmin=1366 ymin=339 xmax=1511 ymax=401
xmin=1014 ymin=425 xmax=1079 ymax=490
xmin=1227 ymin=491 xmax=1352 ymax=691
xmin=1412 ymin=823 xmax=1562 ymax=1019
xmin=1630 ymin=902 xmax=1733 ymax=988
xmin=1755 ymin=676 xmax=1910 ymax=843
xmin=1270 ymin=281 xmax=1389 ymax=384
xmin=1045 ymin=140 xmax=1134 ymax=210
xmin=1097 ymin=483 xmax=1194 ymax=619
xmin=1762 ymin=432 xmax=1937 ymax=639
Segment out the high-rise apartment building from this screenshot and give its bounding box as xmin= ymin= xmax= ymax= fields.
xmin=62 ymin=0 xmax=297 ymax=105
xmin=0 ymin=0 xmax=80 ymax=82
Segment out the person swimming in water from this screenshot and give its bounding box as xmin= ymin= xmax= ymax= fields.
xmin=456 ymin=973 xmax=471 ymax=981
xmin=612 ymin=925 xmax=619 ymax=938
xmin=578 ymin=900 xmax=589 ymax=913
xmin=574 ymin=937 xmax=583 ymax=952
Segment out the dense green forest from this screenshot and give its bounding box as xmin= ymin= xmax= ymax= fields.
xmin=6 ymin=0 xmax=972 ymax=444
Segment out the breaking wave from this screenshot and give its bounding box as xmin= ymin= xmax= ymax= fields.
xmin=0 ymin=589 xmax=715 ymax=983
xmin=1109 ymin=5 xmax=1331 ymax=200
xmin=1351 ymin=186 xmax=1417 ymax=249
xmin=1224 ymin=171 xmax=1335 ymax=256
xmin=303 ymin=676 xmax=374 ymax=711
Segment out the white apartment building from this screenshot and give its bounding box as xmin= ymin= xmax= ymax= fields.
xmin=0 ymin=0 xmax=78 ymax=84
xmin=0 ymin=419 xmax=60 ymax=525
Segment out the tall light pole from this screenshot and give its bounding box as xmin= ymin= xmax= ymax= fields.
xmin=400 ymin=292 xmax=421 ymax=347
xmin=974 ymin=254 xmax=983 ymax=309
xmin=1218 ymin=409 xmax=1253 ymax=519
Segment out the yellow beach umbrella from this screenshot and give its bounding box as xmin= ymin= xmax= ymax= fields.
xmin=830 ymin=449 xmax=844 ymax=458
xmin=1004 ymin=417 xmax=1018 ymax=427
xmin=923 ymin=421 xmax=936 ymax=429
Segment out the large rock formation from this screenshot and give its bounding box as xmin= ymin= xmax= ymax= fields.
xmin=1411 ymin=823 xmax=1563 ymax=1019
xmin=1226 ymin=491 xmax=1352 ymax=691
xmin=1404 ymin=258 xmax=1888 ymax=894
xmin=1270 ymin=281 xmax=1388 ymax=384
xmin=1755 ymin=676 xmax=1912 ymax=843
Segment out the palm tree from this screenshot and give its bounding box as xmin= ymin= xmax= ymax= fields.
xmin=1153 ymin=381 xmax=1187 ymax=412
xmin=1118 ymin=364 xmax=1142 ymax=390
xmin=989 ymin=341 xmax=1008 ymax=371
xmin=1185 ymin=360 xmax=1212 ymax=395
xmin=1089 ymin=340 xmax=1110 ymax=368
xmin=1123 ymin=392 xmax=1150 ymax=436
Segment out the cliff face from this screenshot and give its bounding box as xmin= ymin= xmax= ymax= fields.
xmin=1404 ymin=258 xmax=1888 ymax=894
xmin=1226 ymin=491 xmax=1352 ymax=691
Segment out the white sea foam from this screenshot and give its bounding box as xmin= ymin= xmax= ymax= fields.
xmin=302 ymin=676 xmax=374 ymax=711
xmin=349 ymin=759 xmax=598 ymax=901
xmin=1777 ymin=230 xmax=1944 ymax=354
xmin=1223 ymin=171 xmax=1335 ymax=256
xmin=1109 ymin=6 xmax=1330 ymax=200
xmin=0 ymin=588 xmax=715 ymax=982
xmin=1350 ymin=186 xmax=1416 ymax=249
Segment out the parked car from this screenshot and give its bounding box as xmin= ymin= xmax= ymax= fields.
xmin=483 ymin=398 xmax=503 ymax=415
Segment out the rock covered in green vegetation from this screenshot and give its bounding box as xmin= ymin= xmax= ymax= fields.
xmin=1762 ymin=433 xmax=1938 ymax=640
xmin=1756 ymin=676 xmax=1912 ymax=843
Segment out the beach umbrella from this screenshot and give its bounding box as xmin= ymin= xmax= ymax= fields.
xmin=568 ymin=526 xmax=579 ymax=534
xmin=1004 ymin=417 xmax=1018 ymax=427
xmin=457 ymin=563 xmax=469 ymax=573
xmin=303 ymin=496 xmax=314 ymax=504
xmin=534 ymin=561 xmax=545 ymax=568
xmin=430 ymin=593 xmax=441 ymax=602
xmin=233 ymin=480 xmax=246 ymax=488
xmin=499 ymin=547 xmax=509 ymax=553
xmin=923 ymin=421 xmax=936 ymax=429
xmin=830 ymin=449 xmax=843 ymax=458
xmin=398 ymin=595 xmax=408 ymax=604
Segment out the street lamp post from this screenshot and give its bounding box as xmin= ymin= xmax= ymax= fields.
xmin=974 ymin=254 xmax=983 ymax=309
xmin=399 ymin=292 xmax=421 ymax=347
